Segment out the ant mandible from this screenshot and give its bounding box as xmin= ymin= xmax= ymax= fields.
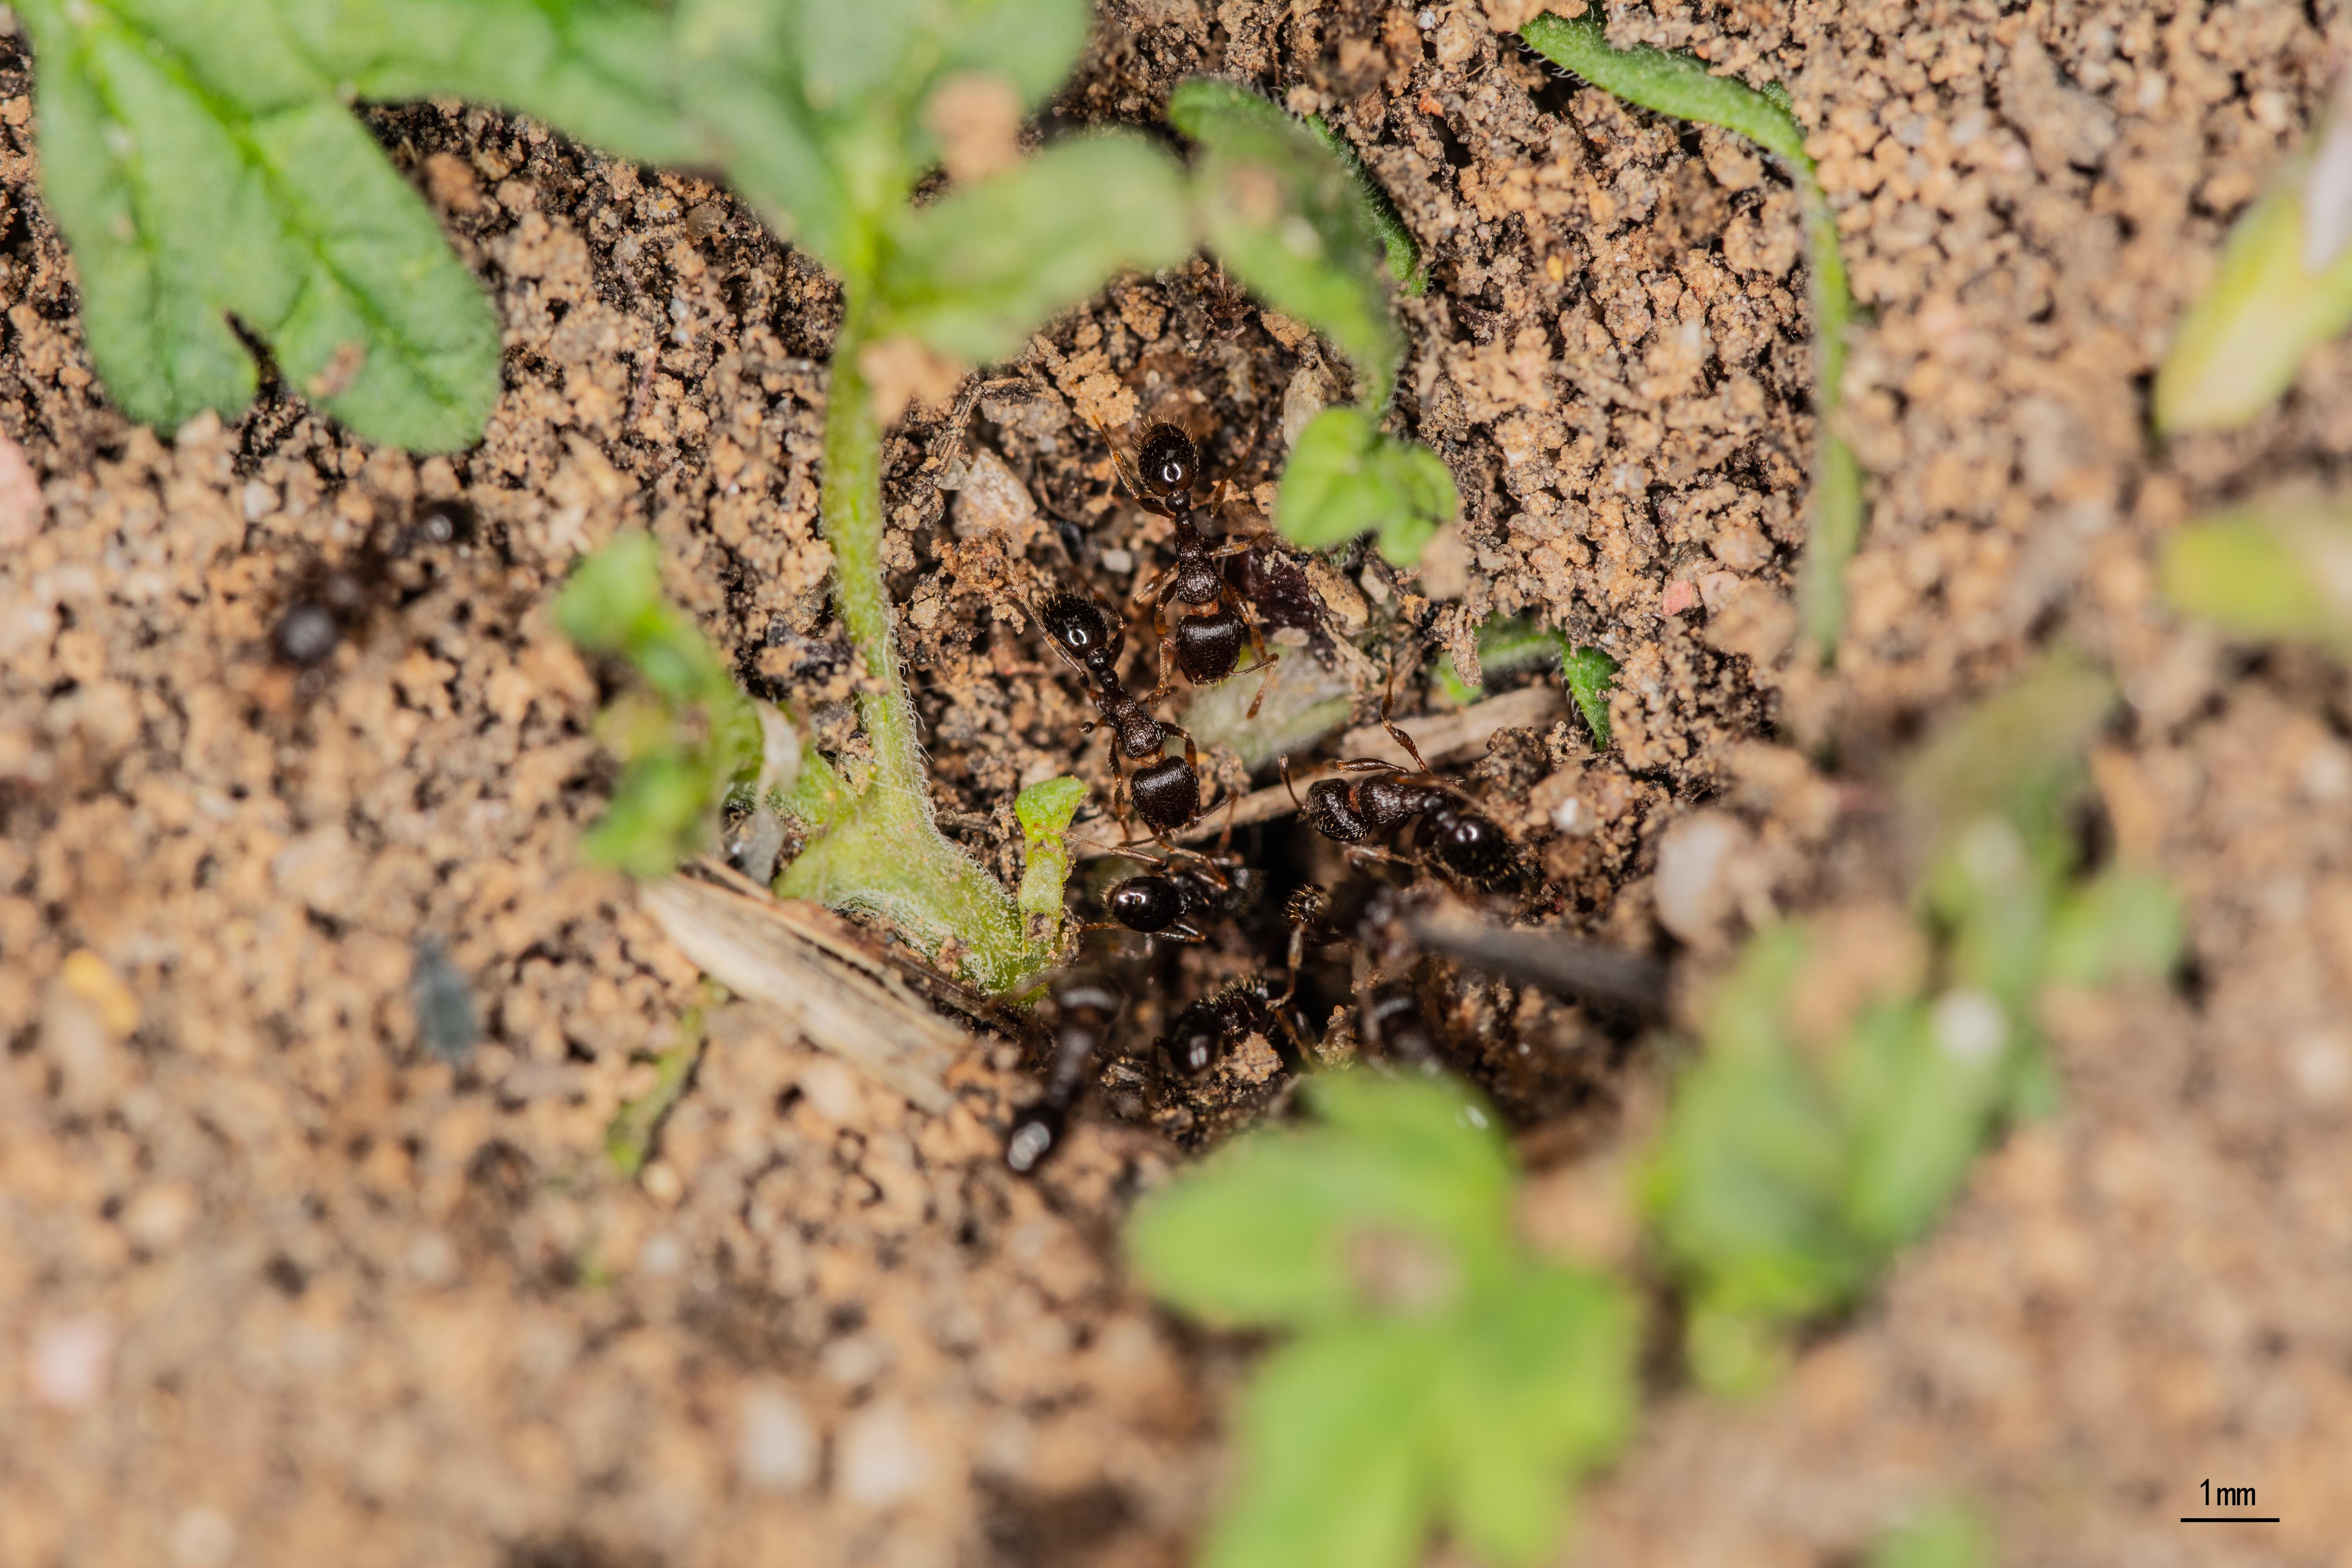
xmin=1092 ymin=417 xmax=1278 ymax=715
xmin=1035 ymin=590 xmax=1213 ymax=842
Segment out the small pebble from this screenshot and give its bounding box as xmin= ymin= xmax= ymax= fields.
xmin=273 ymin=602 xmax=341 ymax=667
xmin=169 ymin=1507 xmax=234 ymax=1568
xmin=1417 ymin=7 xmax=1437 ymax=28
xmin=739 ymin=1386 xmax=819 ymax=1493
xmin=410 ymin=938 xmax=479 ymax=1066
xmin=29 ymin=1316 xmax=113 ymax=1410
xmin=836 ymin=1401 xmax=931 ymax=1508
xmin=1931 ymin=989 xmax=2007 ymax=1065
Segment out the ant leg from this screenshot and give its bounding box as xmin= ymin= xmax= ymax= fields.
xmin=1344 ymin=844 xmax=1421 ymax=874
xmin=1214 ymin=788 xmax=1239 ymax=857
xmin=1138 ymin=599 xmax=1180 ymax=706
xmin=1376 ymin=660 xmax=1437 ymax=775
xmin=1280 ymin=756 xmax=1305 ymax=811
xmin=1338 ymin=757 xmax=1408 ymax=775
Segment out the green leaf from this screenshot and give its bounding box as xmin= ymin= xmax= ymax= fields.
xmin=878 ymin=134 xmax=1191 ymax=362
xmin=2156 ymin=149 xmax=2352 ymax=434
xmin=2161 ymin=502 xmax=2352 ymax=655
xmin=1833 ymin=999 xmax=2007 ymax=1247
xmin=1561 ymin=644 xmax=1618 ymax=747
xmin=934 ymin=0 xmax=1093 ymax=112
xmin=1013 ymin=773 xmax=1085 ymax=920
xmin=1276 ymin=405 xmax=1458 ymax=564
xmin=281 ymin=0 xmax=704 ymax=167
xmin=1432 ymin=1269 xmax=1637 ymax=1564
xmin=1868 ymin=1496 xmax=1995 ymax=1568
xmin=1519 ymin=11 xmax=1807 ymax=164
xmin=2045 ymin=867 xmax=2184 ymax=986
xmin=18 ymin=0 xmax=501 ymax=448
xmin=1172 ymin=78 xmax=1401 ymax=405
xmin=1898 ymin=651 xmax=2113 ymax=871
xmin=672 ymin=0 xmax=851 ymax=269
xmin=1305 ymin=112 xmax=1421 ymax=294
xmin=1126 ymin=1072 xmax=1515 ymax=1328
xmin=1202 ymin=1322 xmax=1437 ymax=1568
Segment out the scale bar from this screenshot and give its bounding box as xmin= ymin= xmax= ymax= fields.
xmin=2180 ymin=1517 xmax=2280 ymax=1523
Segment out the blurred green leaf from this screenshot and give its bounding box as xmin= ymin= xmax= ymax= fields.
xmin=2046 ymin=867 xmax=2184 ymax=986
xmin=879 ymin=135 xmax=1191 ymax=362
xmin=286 ymin=0 xmax=704 ymax=167
xmin=933 ymin=0 xmax=1094 ymax=112
xmin=1172 ymin=78 xmax=1401 ymax=405
xmin=2162 ymin=503 xmax=2352 ymax=655
xmin=1202 ymin=1322 xmax=1436 ymax=1568
xmin=2156 ymin=145 xmax=2352 ymax=434
xmin=1899 ymin=651 xmax=2113 ymax=871
xmin=1126 ymin=1074 xmax=1515 ymax=1327
xmin=1276 ymin=405 xmax=1458 ymax=563
xmin=672 ymin=0 xmax=852 ymax=268
xmin=1834 ymin=999 xmax=2007 ymax=1247
xmin=18 ymin=0 xmax=502 ymax=448
xmin=1868 ymin=1496 xmax=1995 ymax=1568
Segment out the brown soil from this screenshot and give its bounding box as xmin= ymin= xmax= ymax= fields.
xmin=1 ymin=3 xmax=2345 ymax=1566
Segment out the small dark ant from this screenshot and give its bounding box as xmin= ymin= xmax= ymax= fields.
xmin=1157 ymin=977 xmax=1303 ymax=1080
xmin=1283 ymin=731 xmax=1516 ymax=889
xmin=1035 ymin=590 xmax=1214 ymax=840
xmin=1005 ymin=971 xmax=1124 ymax=1174
xmin=1091 ymin=841 xmax=1257 ymax=945
xmin=1361 ymin=979 xmax=1442 ymax=1068
xmin=1092 ymin=418 xmax=1277 ymax=714
xmin=269 ymin=497 xmax=475 ymax=669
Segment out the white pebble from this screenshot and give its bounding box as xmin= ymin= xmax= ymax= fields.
xmin=1931 ymin=989 xmax=2007 ymax=1065
xmin=1653 ymin=812 xmax=1745 ymax=943
xmin=170 ymin=1507 xmax=234 ymax=1568
xmin=29 ymin=1316 xmax=113 ymax=1410
xmin=1098 ymin=546 xmax=1134 ymax=574
xmin=739 ymin=1385 xmax=820 ymax=1493
xmin=1417 ymin=8 xmax=1437 ymax=28
xmin=836 ymin=1401 xmax=932 ymax=1508
xmin=2290 ymin=1033 xmax=2351 ymax=1102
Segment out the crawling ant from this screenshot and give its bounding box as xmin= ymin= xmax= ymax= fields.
xmin=1092 ymin=418 xmax=1278 ymax=714
xmin=1035 ymin=590 xmax=1214 ymax=840
xmin=1005 ymin=971 xmax=1124 ymax=1174
xmin=1281 ymin=706 xmax=1517 ymax=890
xmin=1158 ymin=977 xmax=1303 ymax=1080
xmin=269 ymin=497 xmax=475 ymax=668
xmin=1091 ymin=841 xmax=1258 ymax=945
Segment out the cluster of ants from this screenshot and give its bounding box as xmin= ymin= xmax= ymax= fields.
xmin=1003 ymin=421 xmax=1524 ymax=1174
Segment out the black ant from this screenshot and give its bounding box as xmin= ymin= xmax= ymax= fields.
xmin=1005 ymin=971 xmax=1124 ymax=1174
xmin=1092 ymin=418 xmax=1277 ymax=714
xmin=270 ymin=497 xmax=476 ymax=668
xmin=1091 ymin=841 xmax=1258 ymax=945
xmin=1035 ymin=590 xmax=1213 ymax=840
xmin=1157 ymin=977 xmax=1303 ymax=1080
xmin=1282 ymin=715 xmax=1517 ymax=889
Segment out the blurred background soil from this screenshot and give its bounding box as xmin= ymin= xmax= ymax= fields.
xmin=2 ymin=2 xmax=2348 ymax=1565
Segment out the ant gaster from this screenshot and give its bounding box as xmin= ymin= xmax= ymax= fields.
xmin=1094 ymin=842 xmax=1255 ymax=944
xmin=1005 ymin=971 xmax=1123 ymax=1174
xmin=1037 ymin=590 xmax=1211 ymax=839
xmin=1094 ymin=419 xmax=1276 ymax=713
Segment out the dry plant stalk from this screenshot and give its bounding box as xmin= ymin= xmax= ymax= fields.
xmin=639 ymin=864 xmax=967 ymax=1113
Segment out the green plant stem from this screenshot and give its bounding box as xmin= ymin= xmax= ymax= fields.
xmin=771 ymin=293 xmax=1046 ymax=993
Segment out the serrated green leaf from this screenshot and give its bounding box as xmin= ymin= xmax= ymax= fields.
xmin=1276 ymin=404 xmax=1457 ymax=563
xmin=1172 ymin=78 xmax=1400 ymax=405
xmin=1202 ymin=1323 xmax=1436 ymax=1568
xmin=20 ymin=0 xmax=501 ymax=448
xmin=284 ymin=0 xmax=704 ymax=168
xmin=878 ymin=134 xmax=1190 ymax=362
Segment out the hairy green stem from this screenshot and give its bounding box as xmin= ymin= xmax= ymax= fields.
xmin=771 ymin=294 xmax=1047 ymax=993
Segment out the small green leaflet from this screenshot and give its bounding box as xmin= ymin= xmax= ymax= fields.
xmin=18 ymin=0 xmax=503 ymax=449
xmin=1277 ymin=405 xmax=1457 ymax=565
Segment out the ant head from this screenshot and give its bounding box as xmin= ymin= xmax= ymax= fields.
xmin=1129 ymin=755 xmax=1202 ymax=835
xmin=1136 ymin=423 xmax=1198 ymax=502
xmin=1302 ymin=779 xmax=1370 ymax=843
xmin=1285 ymin=882 xmax=1332 ymax=930
xmin=1039 ymin=592 xmax=1120 ymax=666
xmin=1432 ymin=809 xmax=1514 ymax=886
xmin=1108 ymin=875 xmax=1184 ymax=933
xmin=1159 ymin=998 xmax=1226 ymax=1079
